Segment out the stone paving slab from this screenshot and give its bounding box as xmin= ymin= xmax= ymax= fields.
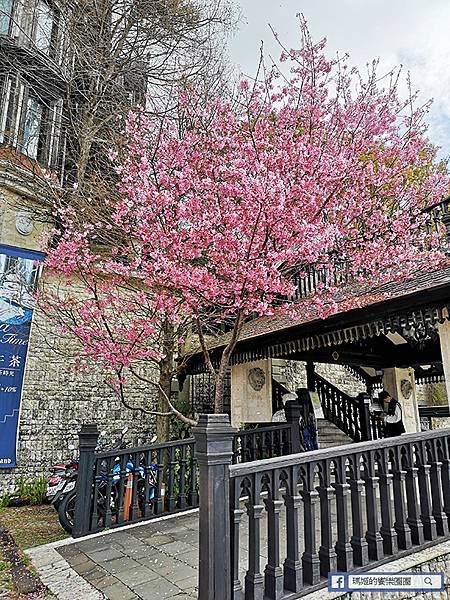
xmin=55 ymin=512 xmax=202 ymax=599
xmin=26 ymin=504 xmax=321 ymax=599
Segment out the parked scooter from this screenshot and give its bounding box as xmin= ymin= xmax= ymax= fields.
xmin=57 ymin=430 xmax=158 ymax=534
xmin=45 ymin=457 xmax=78 ymax=508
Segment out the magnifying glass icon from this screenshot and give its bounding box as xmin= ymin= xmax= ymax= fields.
xmin=424 ymin=576 xmax=432 ymax=585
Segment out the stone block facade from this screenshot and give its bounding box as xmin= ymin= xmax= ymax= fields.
xmin=272 ymin=358 xmax=367 ymax=397
xmin=0 ymin=178 xmax=158 ymax=493
xmin=0 ymin=303 xmax=158 ymax=492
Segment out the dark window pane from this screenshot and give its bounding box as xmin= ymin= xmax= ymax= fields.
xmin=22 ymin=97 xmax=42 ymax=158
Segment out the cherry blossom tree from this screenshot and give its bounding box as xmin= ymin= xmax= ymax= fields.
xmin=43 ymin=21 xmax=449 ymax=421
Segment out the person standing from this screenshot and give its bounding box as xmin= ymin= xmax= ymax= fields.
xmin=379 ymin=390 xmax=406 ymax=437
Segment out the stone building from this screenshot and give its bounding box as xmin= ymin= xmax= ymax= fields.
xmin=0 ymin=0 xmax=155 ymax=491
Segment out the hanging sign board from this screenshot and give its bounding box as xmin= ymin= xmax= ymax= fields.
xmin=0 ymin=245 xmax=45 ymax=468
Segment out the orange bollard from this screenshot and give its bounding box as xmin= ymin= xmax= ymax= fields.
xmin=123 ymin=473 xmax=133 ymax=521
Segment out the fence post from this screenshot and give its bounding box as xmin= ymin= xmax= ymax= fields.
xmin=306 ymin=361 xmax=316 ymax=392
xmin=357 ymin=393 xmax=372 ymax=442
xmin=73 ymin=424 xmax=99 ymax=538
xmin=193 ymin=414 xmax=236 ymax=600
xmin=284 ymin=399 xmax=303 ymax=453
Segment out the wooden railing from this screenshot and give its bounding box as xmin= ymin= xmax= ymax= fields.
xmin=313 ymin=371 xmax=385 ymax=442
xmin=232 ymin=424 xmax=293 ymax=464
xmin=193 ymin=415 xmax=450 ymax=600
xmin=419 ymin=405 xmax=450 ymax=431
xmin=73 ymin=427 xmax=198 ymax=537
xmin=282 ymin=197 xmax=450 ymax=302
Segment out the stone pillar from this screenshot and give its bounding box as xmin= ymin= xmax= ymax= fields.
xmin=382 ymin=368 xmax=420 ymax=433
xmin=193 ymin=414 xmax=235 ymax=600
xmin=438 ymin=319 xmax=450 ymax=405
xmin=230 ymin=359 xmax=272 ymax=427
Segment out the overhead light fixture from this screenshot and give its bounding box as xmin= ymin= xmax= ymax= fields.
xmin=385 ymin=332 xmax=408 ymax=345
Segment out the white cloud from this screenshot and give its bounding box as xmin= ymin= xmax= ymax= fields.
xmin=229 ymin=0 xmax=450 ymax=155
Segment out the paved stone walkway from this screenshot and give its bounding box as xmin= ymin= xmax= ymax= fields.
xmin=25 ymin=503 xmax=330 ymax=599
xmin=26 ymin=511 xmax=201 ymax=600
xmin=59 ymin=512 xmax=200 ymax=599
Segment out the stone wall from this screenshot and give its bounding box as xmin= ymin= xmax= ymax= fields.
xmin=0 ymin=303 xmax=158 ymax=492
xmin=273 ymin=359 xmax=367 ymax=397
xmin=0 ymin=182 xmax=158 ymax=493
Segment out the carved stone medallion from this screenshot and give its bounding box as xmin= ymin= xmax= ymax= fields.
xmin=400 ymin=379 xmax=413 ymax=399
xmin=248 ymin=367 xmax=266 ymax=391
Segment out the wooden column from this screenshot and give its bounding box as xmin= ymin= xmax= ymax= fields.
xmin=382 ymin=367 xmax=420 ymax=433
xmin=73 ymin=424 xmax=99 ymax=538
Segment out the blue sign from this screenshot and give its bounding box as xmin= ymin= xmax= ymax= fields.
xmin=0 ymin=245 xmax=44 ymax=468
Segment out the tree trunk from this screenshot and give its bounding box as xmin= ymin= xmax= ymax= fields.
xmin=156 ymin=320 xmax=175 ymax=442
xmin=214 ymin=312 xmax=244 ymax=414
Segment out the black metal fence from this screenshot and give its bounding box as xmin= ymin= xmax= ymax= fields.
xmin=72 ymin=429 xmax=198 ymax=538
xmin=193 ymin=415 xmax=450 ymax=600
xmin=72 ymin=410 xmax=302 ymax=538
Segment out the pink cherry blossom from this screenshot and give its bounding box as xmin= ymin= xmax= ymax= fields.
xmin=43 ymin=21 xmax=450 ymax=415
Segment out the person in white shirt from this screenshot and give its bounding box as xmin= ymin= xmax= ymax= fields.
xmin=379 ymin=390 xmax=406 ymax=437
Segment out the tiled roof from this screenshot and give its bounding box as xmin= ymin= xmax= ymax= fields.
xmin=203 ymin=262 xmax=450 ymax=352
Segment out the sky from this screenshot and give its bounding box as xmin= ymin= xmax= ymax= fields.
xmin=228 ymin=0 xmax=450 ymax=157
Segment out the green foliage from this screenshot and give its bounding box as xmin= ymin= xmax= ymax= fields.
xmin=1 ymin=477 xmax=48 ymax=507
xmin=0 ymin=494 xmax=11 ymax=511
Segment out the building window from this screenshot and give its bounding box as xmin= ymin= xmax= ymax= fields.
xmin=0 ymin=0 xmax=13 ymax=35
xmin=21 ymin=97 xmax=43 ymax=159
xmin=33 ymin=0 xmax=53 ymax=54
xmin=0 ymin=73 xmax=64 ymax=171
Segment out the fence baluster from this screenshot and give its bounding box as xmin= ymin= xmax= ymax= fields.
xmin=188 ymin=443 xmax=199 ymax=506
xmin=283 ymin=467 xmax=303 ymax=592
xmin=333 ymin=457 xmax=353 ymax=571
xmin=417 ymin=443 xmax=437 ymax=540
xmin=300 ymin=464 xmax=320 ymax=585
xmin=245 ymin=472 xmax=264 ymax=600
xmin=264 ymin=469 xmax=284 ymax=600
xmin=430 ymin=440 xmax=448 ymax=536
xmin=116 ymin=454 xmax=127 ymax=524
xmin=142 ymin=450 xmax=153 ymax=518
xmin=318 ymin=459 xmax=337 ymax=577
xmin=405 ymin=446 xmax=425 ymax=546
xmin=392 ymin=446 xmax=412 ymax=550
xmin=103 ymin=455 xmax=115 ymax=528
xmin=440 ymin=439 xmax=450 ymax=521
xmin=90 ymin=458 xmax=102 ymax=531
xmin=231 ymin=477 xmax=244 ymax=600
xmin=130 ymin=451 xmax=140 ymax=521
xmin=349 ymin=455 xmax=369 ymax=566
xmin=167 ymin=446 xmax=177 ymax=512
xmin=378 ymin=449 xmax=398 ymax=555
xmin=154 ymin=447 xmax=164 ymax=515
xmin=363 ymin=453 xmax=384 ymax=561
xmin=178 ymin=445 xmax=187 ymax=509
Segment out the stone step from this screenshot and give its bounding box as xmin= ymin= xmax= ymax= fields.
xmin=316 ymin=418 xmax=353 ymax=448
